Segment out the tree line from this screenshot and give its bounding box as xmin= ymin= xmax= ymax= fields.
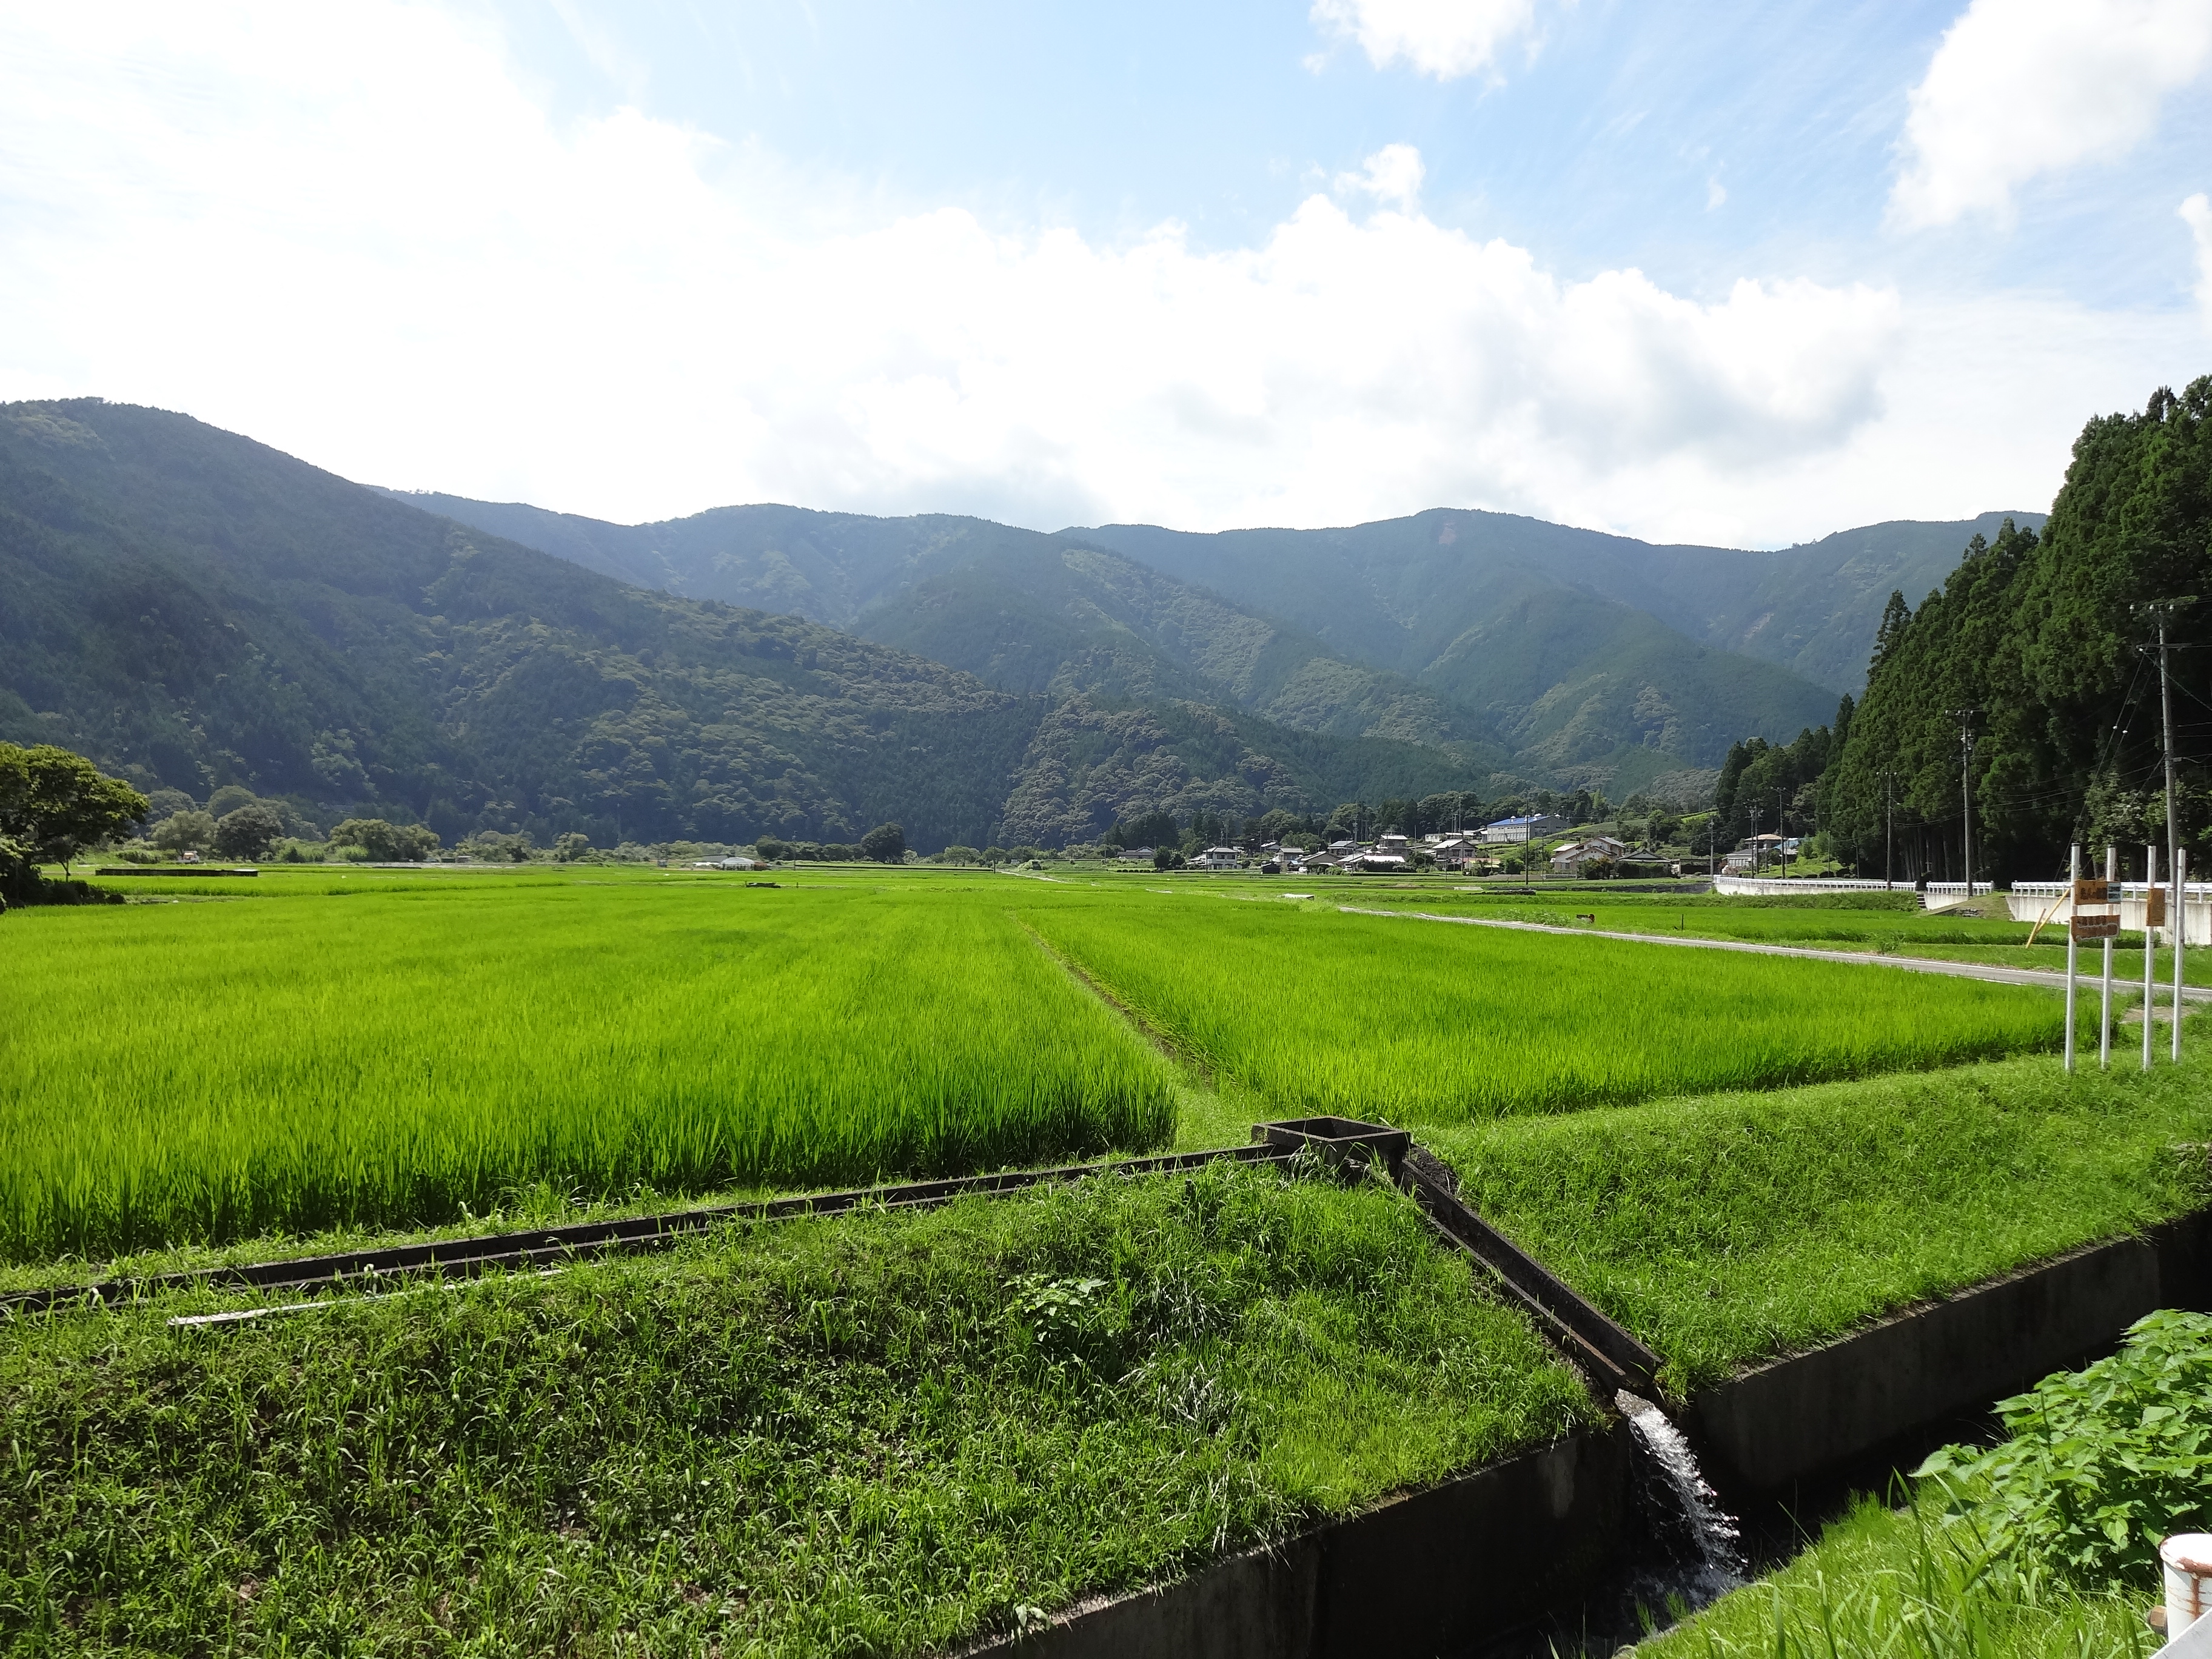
xmin=1706 ymin=377 xmax=2211 ymax=882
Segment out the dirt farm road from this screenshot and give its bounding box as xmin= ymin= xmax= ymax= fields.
xmin=1338 ymin=906 xmax=2212 ymax=1005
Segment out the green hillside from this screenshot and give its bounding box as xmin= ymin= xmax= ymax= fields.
xmin=1 ymin=402 xmax=1490 ymax=849
xmin=383 ymin=491 xmax=1513 ymax=760
xmin=1077 ymin=511 xmax=1843 ymax=777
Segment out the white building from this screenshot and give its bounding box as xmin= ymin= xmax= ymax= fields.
xmin=1481 ymin=814 xmax=1572 ymax=845
xmin=1196 ymin=846 xmax=1242 ymax=870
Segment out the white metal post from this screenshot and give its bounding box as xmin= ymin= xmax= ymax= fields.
xmin=2177 ymin=848 xmax=2188 ymax=1064
xmin=2065 ymin=843 xmax=2079 ymax=1074
xmin=2146 ymin=843 xmax=2160 ymax=1072
xmin=2102 ymin=844 xmax=2116 ymax=1068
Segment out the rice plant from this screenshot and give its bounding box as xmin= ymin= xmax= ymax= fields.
xmin=0 ymin=879 xmax=1177 ymax=1259
xmin=1022 ymin=893 xmax=2068 ymax=1123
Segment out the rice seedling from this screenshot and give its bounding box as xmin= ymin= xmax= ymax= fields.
xmin=0 ymin=878 xmax=1177 ymax=1260
xmin=1021 ymin=893 xmax=2068 ymax=1124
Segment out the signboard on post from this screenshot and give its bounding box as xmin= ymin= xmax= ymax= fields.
xmin=2147 ymin=887 xmax=2167 ymax=928
xmin=2074 ymin=878 xmax=2110 ymax=905
xmin=2073 ymin=911 xmax=2121 ymax=941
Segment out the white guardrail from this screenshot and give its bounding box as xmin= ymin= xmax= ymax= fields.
xmin=1710 ymin=876 xmax=1903 ymax=896
xmin=1710 ymin=876 xmax=1995 ymax=912
xmin=2010 ymin=881 xmax=2212 ymax=945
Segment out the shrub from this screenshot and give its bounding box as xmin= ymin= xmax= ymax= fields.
xmin=1918 ymin=1309 xmax=2212 ymax=1585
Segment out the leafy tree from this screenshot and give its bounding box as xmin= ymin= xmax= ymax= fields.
xmin=329 ymin=817 xmax=441 ymax=862
xmin=0 ymin=743 xmax=149 ymax=875
xmin=140 ymin=788 xmax=195 ymax=824
xmin=152 ymin=811 xmax=217 ymax=854
xmin=206 ymin=785 xmax=266 ymax=820
xmin=860 ymin=822 xmax=907 ymax=863
xmin=213 ymin=802 xmax=287 ymax=860
xmin=552 ymin=832 xmax=592 ymax=862
xmin=753 ymin=837 xmax=791 ymax=861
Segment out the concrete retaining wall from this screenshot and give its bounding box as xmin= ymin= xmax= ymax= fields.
xmin=1692 ymin=1210 xmax=2212 ymax=1491
xmin=965 ymin=1424 xmax=1633 ymax=1658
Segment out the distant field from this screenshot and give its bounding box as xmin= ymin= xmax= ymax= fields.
xmin=1 ymin=874 xmax=1175 ymax=1261
xmin=1022 ymin=891 xmax=2066 ymax=1124
xmin=5 ymin=868 xmax=2083 ymax=1264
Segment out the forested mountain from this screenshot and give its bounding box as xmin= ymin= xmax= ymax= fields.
xmin=1734 ymin=380 xmax=2210 ymax=883
xmin=383 ymin=492 xmax=1512 ymax=761
xmin=393 ymin=491 xmax=1976 ymax=797
xmin=0 ymin=401 xmax=1490 ymax=850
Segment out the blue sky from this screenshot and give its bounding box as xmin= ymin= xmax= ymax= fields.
xmin=2 ymin=1 xmax=2210 ymax=546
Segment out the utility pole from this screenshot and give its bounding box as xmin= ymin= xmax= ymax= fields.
xmin=1778 ymin=787 xmax=1789 ymax=876
xmin=1879 ymin=768 xmax=1897 ymax=890
xmin=2136 ymin=597 xmax=2199 ymax=1063
xmin=1748 ymin=806 xmax=1761 ymax=877
xmin=1949 ymin=709 xmax=1979 ymax=896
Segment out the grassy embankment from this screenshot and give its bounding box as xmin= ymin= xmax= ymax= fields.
xmin=1429 ymin=1028 xmax=2212 ymax=1393
xmin=0 ymin=1159 xmax=1589 ymax=1655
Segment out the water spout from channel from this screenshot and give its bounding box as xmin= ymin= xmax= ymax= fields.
xmin=1617 ymin=1390 xmax=1745 ymax=1610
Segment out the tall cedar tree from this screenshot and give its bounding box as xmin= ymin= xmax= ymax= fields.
xmin=1817 ymin=379 xmax=2212 ymax=879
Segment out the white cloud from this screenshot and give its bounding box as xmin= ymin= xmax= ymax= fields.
xmin=1309 ymin=0 xmax=1542 ymax=82
xmin=1706 ymin=177 xmax=1728 ymax=212
xmin=1891 ymin=0 xmax=2212 ymax=230
xmin=2184 ymin=192 xmax=2212 ymax=326
xmin=3 ymin=1 xmax=2196 ymax=552
xmin=1338 ymin=142 xmax=1426 ymax=210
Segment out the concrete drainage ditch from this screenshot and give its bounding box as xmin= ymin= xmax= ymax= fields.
xmin=966 ymin=1123 xmax=2212 ymax=1659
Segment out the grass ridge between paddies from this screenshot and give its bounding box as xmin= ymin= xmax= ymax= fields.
xmin=1022 ymin=894 xmax=2066 ymax=1125
xmin=0 ymin=880 xmax=1176 ymax=1262
xmin=0 ymin=1159 xmax=1589 ymax=1656
xmin=1429 ymin=1029 xmax=2212 ymax=1393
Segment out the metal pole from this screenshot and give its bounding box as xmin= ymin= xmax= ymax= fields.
xmin=2065 ymin=843 xmax=2079 ymax=1073
xmin=1885 ymin=772 xmax=1894 ymax=890
xmin=2102 ymin=843 xmax=2115 ymax=1068
xmin=2177 ymin=847 xmax=2188 ymax=1064
xmin=2146 ymin=843 xmax=2160 ymax=1071
xmin=2160 ymin=613 xmax=2180 ymax=916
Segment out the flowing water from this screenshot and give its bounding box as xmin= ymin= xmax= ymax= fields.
xmin=1617 ymin=1389 xmax=1746 ymax=1610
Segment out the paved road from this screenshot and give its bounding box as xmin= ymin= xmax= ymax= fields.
xmin=1338 ymin=905 xmax=2212 ymax=1004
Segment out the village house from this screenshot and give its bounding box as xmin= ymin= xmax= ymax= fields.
xmin=1549 ymin=834 xmax=1628 ymax=875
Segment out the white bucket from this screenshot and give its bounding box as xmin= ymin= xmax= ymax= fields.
xmin=2163 ymin=1535 xmax=2212 ymax=1638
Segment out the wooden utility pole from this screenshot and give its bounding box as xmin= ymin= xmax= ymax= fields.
xmin=1949 ymin=708 xmax=1979 ymax=897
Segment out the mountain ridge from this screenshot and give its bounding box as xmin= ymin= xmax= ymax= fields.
xmin=388 ymin=490 xmax=2000 ymax=788
xmin=1 ymin=401 xmax=1492 ymax=849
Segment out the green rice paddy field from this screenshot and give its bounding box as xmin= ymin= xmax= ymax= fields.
xmin=2 ymin=866 xmax=2069 ymax=1262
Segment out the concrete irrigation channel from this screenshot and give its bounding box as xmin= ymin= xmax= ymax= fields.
xmin=11 ymin=1119 xmax=2208 ymax=1657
